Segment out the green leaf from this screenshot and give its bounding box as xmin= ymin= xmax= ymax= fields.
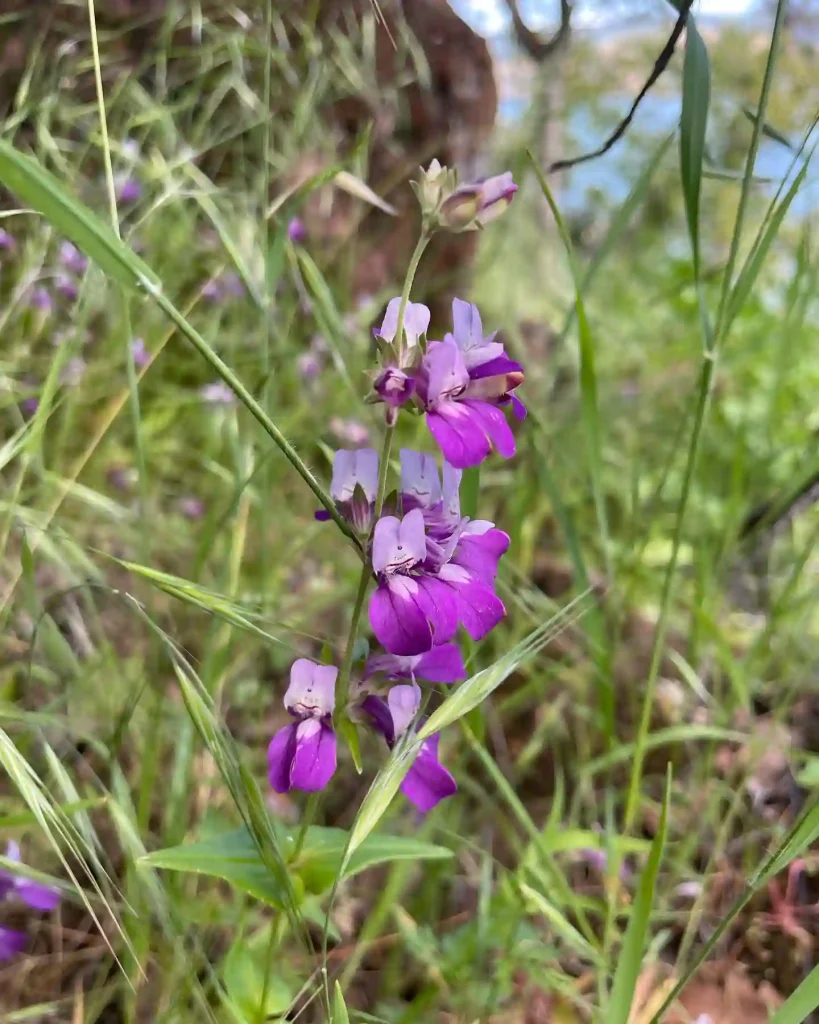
xmin=767 ymin=961 xmax=819 ymax=1024
xmin=609 ymin=767 xmax=672 ymax=1024
xmin=725 ymin=158 xmax=810 ymax=332
xmin=222 ymin=927 xmax=293 ymax=1022
xmin=139 ymin=824 xmax=452 ymax=906
xmin=797 ymin=757 xmax=819 ymax=788
xmin=0 ymin=140 xmax=159 ymax=292
xmin=680 ymin=16 xmax=711 ymax=276
xmin=519 ymin=883 xmax=603 ymax=966
xmin=741 ymin=105 xmax=794 ymax=149
xmin=332 ymin=981 xmax=351 ymax=1024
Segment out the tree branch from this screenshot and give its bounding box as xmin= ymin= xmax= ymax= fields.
xmin=503 ymin=0 xmax=572 ymax=63
xmin=546 ymin=0 xmax=695 ymax=174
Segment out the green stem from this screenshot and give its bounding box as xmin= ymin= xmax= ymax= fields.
xmin=624 ymin=355 xmax=715 ymax=830
xmin=333 ymin=230 xmax=430 ymax=708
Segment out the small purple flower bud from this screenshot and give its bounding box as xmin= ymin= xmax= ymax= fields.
xmin=55 ymin=273 xmax=79 ymax=302
xmin=287 ymin=216 xmax=306 ymax=243
xmin=329 ymin=417 xmax=370 ymax=445
xmin=0 ymin=228 xmax=16 ymax=252
xmin=59 ymin=241 xmax=88 ymax=275
xmin=223 ymin=272 xmax=245 ymax=298
xmin=20 ymin=396 xmax=39 ymax=418
xmin=374 ymin=366 xmax=414 ymax=408
xmin=297 ymin=352 xmax=322 ymax=381
xmin=107 ymin=464 xmax=137 ymax=492
xmin=439 ymin=172 xmax=517 ymax=231
xmin=29 ymin=287 xmax=52 ymax=313
xmin=178 ymin=496 xmax=205 ymax=519
xmin=201 ymin=277 xmax=224 ymax=303
xmin=117 ymin=176 xmax=142 ymax=204
xmin=131 ymin=337 xmax=150 ymax=368
xmin=200 ymin=381 xmax=235 ymax=406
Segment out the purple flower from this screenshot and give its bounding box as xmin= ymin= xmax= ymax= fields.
xmin=287 ymin=216 xmax=307 ymax=243
xmin=29 ymin=286 xmax=52 ymax=313
xmin=59 ymin=241 xmax=88 ymax=275
xmin=297 ymin=352 xmax=322 ymax=381
xmin=329 ymin=417 xmax=370 ymax=445
xmin=362 ymin=684 xmax=457 ymax=813
xmin=368 ymin=454 xmax=508 ymax=655
xmin=223 ymin=272 xmax=245 ymax=298
xmin=315 ymin=448 xmax=379 ymax=532
xmin=0 ymin=844 xmax=60 ymax=912
xmin=440 ymin=172 xmax=518 ymax=230
xmin=117 ymin=176 xmax=142 ymax=204
xmin=415 ymin=300 xmax=524 ymax=469
xmin=202 ymin=277 xmax=224 ymax=302
xmin=21 ymin=395 xmax=39 ymax=418
xmin=0 ymin=228 xmax=16 ymax=252
xmin=200 ymin=381 xmax=235 ymax=406
xmin=0 ymin=841 xmax=60 ymax=962
xmin=55 ymin=273 xmax=79 ymax=302
xmin=0 ymin=926 xmax=27 ymax=960
xmin=267 ymin=659 xmax=337 ymax=794
xmin=178 ymin=496 xmax=205 ymax=519
xmin=131 ymin=337 xmax=150 ymax=368
xmin=366 ymin=643 xmax=466 ymax=684
xmin=374 ymin=366 xmax=414 ymax=408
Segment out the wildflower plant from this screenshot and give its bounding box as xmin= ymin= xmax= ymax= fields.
xmin=266 ymin=163 xmax=522 ymax=815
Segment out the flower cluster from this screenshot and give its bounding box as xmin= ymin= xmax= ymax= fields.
xmin=0 ymin=841 xmax=60 ymax=961
xmin=268 ymin=164 xmax=519 ymax=816
xmin=372 ymin=297 xmax=525 ymax=468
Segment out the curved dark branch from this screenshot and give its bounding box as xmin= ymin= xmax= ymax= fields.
xmin=504 ymin=0 xmax=572 ymax=62
xmin=547 ymin=0 xmax=695 ymax=174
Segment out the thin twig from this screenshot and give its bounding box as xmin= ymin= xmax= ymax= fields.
xmin=547 ymin=0 xmax=694 ymax=174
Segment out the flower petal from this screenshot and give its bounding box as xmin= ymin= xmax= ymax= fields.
xmin=426 ymin=402 xmax=491 ymax=469
xmin=461 ymin=400 xmax=516 ymax=460
xmin=448 ymin=299 xmax=505 ymax=370
xmin=0 ymin=926 xmax=27 ymax=961
xmin=284 ymin=659 xmax=337 ymax=717
xmin=361 ymin=694 xmax=395 ymax=743
xmin=438 ymin=565 xmax=505 ymax=640
xmin=453 ymin=529 xmax=510 ymax=583
xmin=401 ymin=735 xmax=457 ymax=813
xmin=372 ymin=510 xmax=426 ymax=574
xmin=16 ymin=877 xmax=60 ymax=912
xmin=387 ymin=683 xmax=421 ymax=739
xmin=376 ymin=297 xmax=430 ymax=348
xmin=330 ymin=449 xmax=379 ymax=503
xmin=414 ymin=575 xmax=460 ymax=646
xmin=421 ymin=340 xmax=470 ymax=406
xmin=289 ymin=720 xmax=337 ymax=792
xmin=415 ymin=643 xmax=466 ymax=683
xmin=400 ymin=449 xmax=442 ymax=508
xmin=370 ymin=577 xmax=433 ymax=656
xmin=267 ymin=722 xmax=299 ymax=793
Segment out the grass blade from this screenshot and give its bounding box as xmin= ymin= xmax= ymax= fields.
xmin=608 ymin=766 xmax=672 ymax=1023
xmin=680 ymin=15 xmax=711 ymax=278
xmin=767 ymin=962 xmax=819 ymax=1024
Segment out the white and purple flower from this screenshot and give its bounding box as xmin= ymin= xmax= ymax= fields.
xmin=0 ymin=841 xmax=61 ymax=962
xmin=315 ymin=448 xmax=379 ymax=533
xmin=439 ymin=171 xmax=518 ymax=231
xmin=416 ymin=299 xmax=525 ymax=469
xmin=267 ymin=659 xmax=338 ymax=794
xmin=362 ymin=684 xmax=457 ymax=813
xmin=368 ymin=450 xmax=508 ymax=656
